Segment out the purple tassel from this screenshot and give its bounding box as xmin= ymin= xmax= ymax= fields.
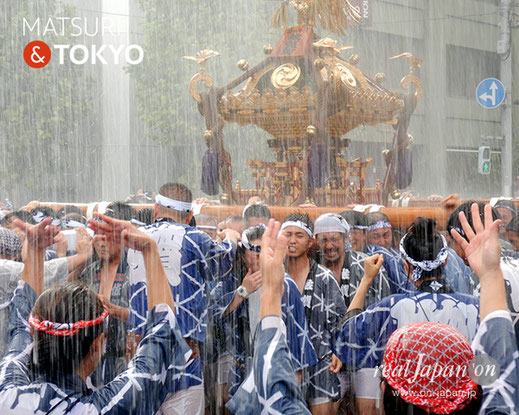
xmin=395 ymin=147 xmax=413 ymax=189
xmin=308 ymin=143 xmax=329 ymax=190
xmin=201 ymin=150 xmax=220 ymax=195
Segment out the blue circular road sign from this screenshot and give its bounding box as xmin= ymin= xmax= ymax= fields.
xmin=476 ymin=78 xmax=505 ymax=109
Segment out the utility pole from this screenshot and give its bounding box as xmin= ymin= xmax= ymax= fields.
xmin=498 ymin=0 xmax=513 ymax=196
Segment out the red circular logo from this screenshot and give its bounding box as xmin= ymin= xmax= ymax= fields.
xmin=23 ymin=41 xmax=51 ymax=68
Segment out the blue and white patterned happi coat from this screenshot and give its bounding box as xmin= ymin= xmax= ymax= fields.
xmin=335 ymin=249 xmax=392 ymax=309
xmin=366 ymin=245 xmax=416 ymax=295
xmin=299 ymin=261 xmax=347 ymax=401
xmin=227 ymin=316 xmax=311 ymax=415
xmin=127 ymin=219 xmax=235 ymax=393
xmin=471 ymin=310 xmax=519 ymax=414
xmin=335 ymin=286 xmax=480 ymax=371
xmin=226 ymin=275 xmax=317 ymax=397
xmin=0 ymin=280 xmax=191 ymax=414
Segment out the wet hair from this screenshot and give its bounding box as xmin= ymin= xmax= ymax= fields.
xmin=136 ymin=208 xmax=154 ymax=225
xmin=159 ymin=183 xmax=192 ymax=203
xmin=57 ymin=205 xmax=84 ymax=219
xmin=244 ymin=205 xmax=271 ymax=222
xmin=382 ymin=381 xmax=482 ymax=414
xmin=494 ymin=199 xmax=518 ymax=217
xmin=31 ymin=206 xmax=57 ymax=219
xmin=340 ymin=210 xmax=368 ymax=229
xmin=105 ymin=201 xmax=136 ymax=221
xmin=157 ymin=183 xmax=192 ymax=221
xmin=283 ymin=213 xmax=314 ymax=233
xmin=366 ymin=211 xmax=392 ymax=228
xmin=402 ymin=217 xmax=445 ymax=279
xmin=2 ymin=210 xmax=35 ymax=225
xmin=243 ymin=224 xmax=266 ymax=242
xmin=31 ymin=282 xmax=104 ymax=377
xmin=447 ymin=201 xmax=499 ymax=242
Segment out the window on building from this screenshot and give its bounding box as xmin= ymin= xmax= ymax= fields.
xmin=446 ymin=44 xmax=499 ymax=98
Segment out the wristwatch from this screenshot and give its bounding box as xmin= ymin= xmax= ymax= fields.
xmin=237 ymin=285 xmax=250 ymax=299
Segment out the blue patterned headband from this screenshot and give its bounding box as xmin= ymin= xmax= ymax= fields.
xmin=367 ymin=220 xmax=392 ymax=232
xmin=399 ymin=234 xmax=449 ymax=282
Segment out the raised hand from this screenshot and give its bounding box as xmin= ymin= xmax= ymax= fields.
xmin=259 ymin=219 xmax=287 ymax=319
xmin=14 ymin=217 xmax=59 ymax=250
xmin=53 ymin=231 xmax=68 ymax=257
xmin=75 ymin=227 xmax=93 ymax=258
xmin=450 ymin=203 xmax=501 ymax=281
xmin=89 ymin=214 xmax=156 ymax=253
xmin=363 ymin=254 xmax=384 ymax=283
xmin=88 ymin=213 xmax=130 ymax=244
xmin=260 ymin=219 xmax=287 ymax=293
xmin=14 ymin=217 xmax=59 ymax=295
xmin=242 ymin=269 xmax=262 ymax=294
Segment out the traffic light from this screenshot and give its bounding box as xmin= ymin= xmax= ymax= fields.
xmin=478 ymin=146 xmax=491 ymax=175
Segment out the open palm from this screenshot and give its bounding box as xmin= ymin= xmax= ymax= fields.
xmin=450 ymin=203 xmax=501 ymax=278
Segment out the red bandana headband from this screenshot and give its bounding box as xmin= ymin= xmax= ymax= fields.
xmin=28 ymin=308 xmax=109 ymax=337
xmin=383 ymin=321 xmax=478 ymax=414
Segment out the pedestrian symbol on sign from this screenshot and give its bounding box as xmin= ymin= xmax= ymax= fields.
xmin=476 ymin=78 xmax=505 ymax=109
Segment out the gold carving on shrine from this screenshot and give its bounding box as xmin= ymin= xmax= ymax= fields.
xmin=389 ymin=53 xmax=424 ymax=100
xmin=271 ymin=64 xmax=301 ymax=90
xmin=333 ymin=63 xmax=357 ymax=88
xmin=188 ymin=73 xmax=214 ymax=103
xmin=184 ymin=50 xmax=219 ymax=103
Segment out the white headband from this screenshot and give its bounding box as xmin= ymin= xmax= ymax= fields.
xmin=399 ymin=234 xmax=449 ymax=282
xmin=61 ymin=219 xmax=87 ymax=228
xmin=155 ymin=194 xmax=192 ymax=213
xmin=32 ymin=211 xmax=61 ymax=227
xmin=281 ymin=220 xmax=313 ymax=238
xmin=368 ymin=220 xmax=392 ymax=232
xmin=197 ymin=225 xmax=217 ymax=230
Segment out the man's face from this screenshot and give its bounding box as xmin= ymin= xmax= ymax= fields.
xmin=497 ymin=208 xmax=514 ymax=226
xmin=497 ymin=208 xmax=514 ymax=236
xmin=283 ymin=226 xmax=313 ymax=258
xmin=350 ymin=229 xmax=366 ymax=252
xmin=316 ymin=232 xmax=345 ymax=265
xmin=243 ymin=238 xmax=261 ymax=273
xmin=197 ymin=222 xmax=217 ymax=240
xmin=507 ymin=230 xmax=519 ymax=251
xmin=367 ymin=227 xmax=392 ymax=250
xmin=247 ymin=216 xmax=269 ymax=228
xmin=94 ymin=238 xmax=122 ymax=261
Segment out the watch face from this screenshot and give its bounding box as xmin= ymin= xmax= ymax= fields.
xmin=237 ymin=286 xmax=248 ymax=298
